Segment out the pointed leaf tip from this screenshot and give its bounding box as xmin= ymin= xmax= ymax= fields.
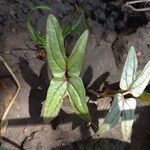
xmin=46 ymin=14 xmax=66 ymax=77
xmin=130 ymin=60 xmax=150 ymax=97
xmin=120 ymin=46 xmax=138 ymax=90
xmin=67 ymin=30 xmax=89 ymax=77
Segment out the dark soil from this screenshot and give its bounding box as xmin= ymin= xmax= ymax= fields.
xmin=0 ymin=0 xmax=150 ymax=150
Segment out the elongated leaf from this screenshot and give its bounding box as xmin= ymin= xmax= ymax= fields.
xmin=46 ymin=14 xmax=66 ymax=77
xmin=29 ymin=5 xmax=50 ymax=13
xmin=67 ymin=30 xmax=89 ymax=77
xmin=98 ymin=93 xmax=123 ymax=134
xmin=120 ymin=98 xmax=136 ymax=141
xmin=62 ymin=14 xmax=84 ymax=38
xmin=138 ymin=92 xmax=150 ymax=105
xmin=27 ymin=21 xmax=46 ymax=46
xmin=130 ymin=61 xmax=150 ymax=97
xmin=0 ymin=147 xmax=7 ymax=150
xmin=67 ymin=77 xmax=91 ymax=121
xmin=120 ymin=46 xmax=138 ymax=90
xmin=27 ymin=5 xmax=51 ymax=47
xmin=43 ymin=78 xmax=67 ymax=123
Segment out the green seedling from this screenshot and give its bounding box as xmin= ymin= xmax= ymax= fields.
xmin=62 ymin=13 xmax=88 ymax=39
xmin=27 ymin=5 xmax=88 ymax=48
xmin=27 ymin=5 xmax=51 ymax=47
xmin=43 ymin=14 xmax=91 ymax=123
xmin=62 ymin=1 xmax=90 ymax=38
xmin=98 ymin=46 xmax=150 ymax=141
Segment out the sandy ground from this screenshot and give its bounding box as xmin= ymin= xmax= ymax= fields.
xmin=0 ymin=0 xmax=150 ymax=149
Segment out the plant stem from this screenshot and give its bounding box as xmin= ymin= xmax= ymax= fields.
xmin=88 ymin=89 xmax=126 ymax=98
xmin=90 ymin=122 xmax=99 ymax=130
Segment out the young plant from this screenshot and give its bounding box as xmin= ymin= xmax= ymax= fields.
xmin=62 ymin=1 xmax=90 ymax=38
xmin=27 ymin=5 xmax=88 ymax=48
xmin=43 ymin=14 xmax=91 ymax=123
xmin=27 ymin=5 xmax=51 ymax=47
xmin=98 ymin=46 xmax=150 ymax=141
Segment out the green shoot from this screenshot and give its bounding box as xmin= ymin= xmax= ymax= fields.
xmin=43 ymin=14 xmax=91 ymax=123
xmin=27 ymin=5 xmax=89 ymax=49
xmin=98 ymin=46 xmax=150 ymax=141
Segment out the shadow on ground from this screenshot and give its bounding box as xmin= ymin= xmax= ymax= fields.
xmin=1 ymin=105 xmax=150 ymax=149
xmin=2 ymin=57 xmax=149 ymax=150
xmin=19 ymin=57 xmax=49 ymax=119
xmin=18 ymin=58 xmax=112 ymax=131
xmin=52 ymin=138 xmax=129 ymax=150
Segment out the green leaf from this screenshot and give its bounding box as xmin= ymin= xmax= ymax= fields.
xmin=43 ymin=77 xmax=67 ymax=123
xmin=130 ymin=61 xmax=150 ymax=97
xmin=120 ymin=46 xmax=138 ymax=90
xmin=0 ymin=147 xmax=8 ymax=150
xmin=27 ymin=5 xmax=51 ymax=47
xmin=62 ymin=24 xmax=73 ymax=39
xmin=27 ymin=21 xmax=45 ymax=46
xmin=46 ymin=14 xmax=66 ymax=77
xmin=67 ymin=30 xmax=89 ymax=77
xmin=120 ymin=98 xmax=136 ymax=141
xmin=67 ymin=77 xmax=91 ymax=121
xmin=62 ymin=14 xmax=84 ymax=38
xmin=98 ymin=93 xmax=123 ymax=134
xmin=138 ymin=92 xmax=150 ymax=105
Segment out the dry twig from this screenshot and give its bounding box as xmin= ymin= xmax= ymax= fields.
xmin=126 ymin=0 xmax=150 ymax=12
xmin=0 ymin=56 xmax=20 ymax=136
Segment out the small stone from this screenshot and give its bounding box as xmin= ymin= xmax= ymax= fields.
xmin=11 ymin=28 xmax=16 ymax=32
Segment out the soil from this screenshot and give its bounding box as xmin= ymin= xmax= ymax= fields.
xmin=0 ymin=0 xmax=150 ymax=150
